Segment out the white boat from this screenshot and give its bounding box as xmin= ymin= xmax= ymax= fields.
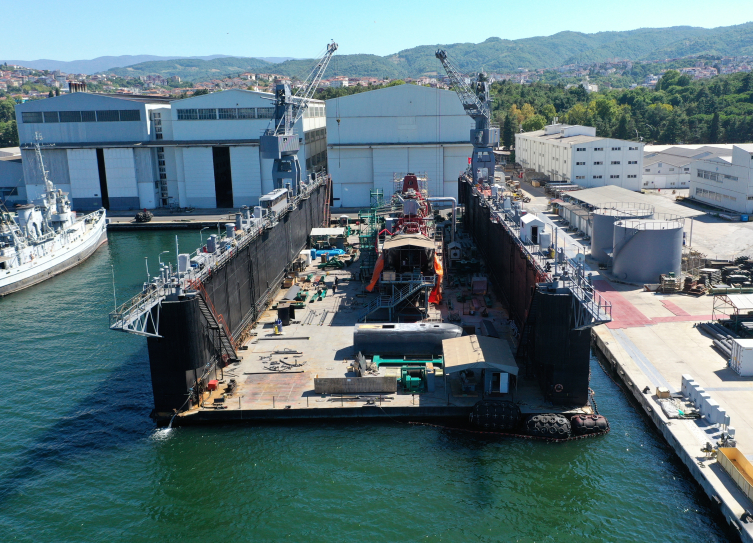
xmin=0 ymin=138 xmax=107 ymax=296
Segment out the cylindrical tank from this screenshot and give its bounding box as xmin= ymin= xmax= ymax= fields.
xmin=590 ymin=203 xmax=654 ymax=264
xmin=225 ymin=223 xmax=235 ymax=238
xmin=612 ymin=216 xmax=684 ymax=284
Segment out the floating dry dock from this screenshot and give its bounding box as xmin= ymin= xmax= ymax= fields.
xmin=109 ymin=174 xmax=613 ymax=440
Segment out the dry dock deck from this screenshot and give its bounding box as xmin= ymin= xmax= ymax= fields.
xmin=170 ymin=239 xmax=593 ymax=425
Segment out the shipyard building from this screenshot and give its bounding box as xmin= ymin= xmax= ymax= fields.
xmin=689 ymin=143 xmax=753 ymax=214
xmin=14 ymin=90 xmax=326 ymax=210
xmin=641 ymin=145 xmax=734 ymax=190
xmin=515 ymin=124 xmax=644 ymax=191
xmin=325 ymin=84 xmax=474 ymax=207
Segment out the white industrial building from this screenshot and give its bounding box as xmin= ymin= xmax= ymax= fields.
xmin=325 ymin=84 xmax=473 ymax=207
xmin=642 ymin=145 xmax=734 ymax=190
xmin=515 ymin=124 xmax=644 ymax=191
xmin=689 ymin=144 xmax=753 ymax=215
xmin=0 ymin=147 xmax=25 ymax=204
xmin=15 ymin=89 xmax=326 ymax=210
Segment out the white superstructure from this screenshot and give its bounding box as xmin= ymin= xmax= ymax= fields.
xmin=515 ymin=124 xmax=644 ymax=191
xmin=0 ymin=139 xmax=106 ymax=296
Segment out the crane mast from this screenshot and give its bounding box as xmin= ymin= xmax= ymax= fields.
xmin=435 ymin=49 xmax=499 ymax=184
xmin=260 ymin=41 xmax=338 ymax=195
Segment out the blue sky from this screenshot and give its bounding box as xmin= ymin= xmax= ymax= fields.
xmin=5 ymin=0 xmax=752 ymax=60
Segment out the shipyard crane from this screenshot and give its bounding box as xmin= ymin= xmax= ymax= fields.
xmin=435 ymin=50 xmax=499 ymax=184
xmin=260 ymin=41 xmax=338 ymax=195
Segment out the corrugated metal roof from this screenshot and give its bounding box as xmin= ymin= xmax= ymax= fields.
xmin=726 ymin=294 xmax=753 ymax=312
xmin=442 ymin=336 xmax=519 ymax=375
xmin=383 ymin=234 xmax=434 ymax=250
xmin=565 ymin=186 xmax=704 ymax=218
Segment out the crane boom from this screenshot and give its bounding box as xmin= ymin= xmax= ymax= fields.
xmin=261 ymin=41 xmax=338 ymax=194
xmin=435 ymin=49 xmax=499 ymax=185
xmin=435 ymin=50 xmax=488 ymax=122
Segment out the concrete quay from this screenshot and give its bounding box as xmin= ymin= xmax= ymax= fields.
xmin=591 ymin=275 xmax=753 ymax=539
xmin=106 ymin=208 xmax=240 ymax=230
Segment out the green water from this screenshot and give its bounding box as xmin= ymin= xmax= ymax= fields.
xmin=0 ymin=231 xmax=734 ymax=542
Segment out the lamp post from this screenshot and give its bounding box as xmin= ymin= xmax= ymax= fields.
xmin=200 ymin=226 xmax=209 ymax=248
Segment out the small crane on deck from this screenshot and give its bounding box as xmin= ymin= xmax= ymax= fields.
xmin=260 ymin=41 xmax=338 ymax=195
xmin=435 ymin=49 xmax=499 ymax=184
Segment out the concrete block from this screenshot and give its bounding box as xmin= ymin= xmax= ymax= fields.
xmin=681 ymin=374 xmax=694 ymax=397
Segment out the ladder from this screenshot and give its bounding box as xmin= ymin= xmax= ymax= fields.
xmin=359 ymin=276 xmax=435 ymax=322
xmin=192 ymin=282 xmax=238 ymax=360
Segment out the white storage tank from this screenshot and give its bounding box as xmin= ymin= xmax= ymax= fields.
xmin=590 ymin=202 xmax=654 ymax=264
xmin=730 ymin=339 xmax=753 ymax=376
xmin=612 ymin=215 xmax=684 ymax=283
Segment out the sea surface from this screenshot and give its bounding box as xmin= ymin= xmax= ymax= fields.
xmin=0 ymin=230 xmax=735 ymax=542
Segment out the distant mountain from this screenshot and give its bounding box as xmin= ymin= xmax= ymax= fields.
xmin=15 ymin=23 xmax=753 ymax=81
xmin=95 ymin=23 xmax=753 ymax=82
xmin=388 ymin=23 xmax=753 ymax=76
xmin=2 ymin=55 xmax=297 ymax=75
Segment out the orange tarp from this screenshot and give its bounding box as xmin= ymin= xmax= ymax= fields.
xmin=366 ymin=255 xmax=384 ymax=292
xmin=429 ymin=254 xmax=443 ymax=304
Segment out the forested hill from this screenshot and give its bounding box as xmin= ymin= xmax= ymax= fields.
xmin=491 ymin=70 xmax=753 ymax=148
xmin=104 ymin=23 xmax=753 ymax=81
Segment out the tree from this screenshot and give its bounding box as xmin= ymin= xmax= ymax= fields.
xmin=614 ymin=112 xmax=631 ymax=139
xmin=709 ymin=112 xmax=720 ymax=143
xmin=0 ymin=98 xmax=15 ymax=123
xmin=502 ymin=114 xmax=516 ymax=148
xmin=48 ymin=90 xmax=54 ymax=98
xmin=55 ymin=88 xmax=60 ymax=97
xmin=541 ymin=103 xmax=557 ymax=123
xmin=520 ymin=103 xmax=535 ymax=121
xmin=522 ymin=114 xmax=546 ymax=132
xmin=192 ymin=89 xmax=210 ymax=96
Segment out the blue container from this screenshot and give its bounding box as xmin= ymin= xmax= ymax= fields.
xmin=741 ymin=215 xmax=749 ymax=222
xmin=310 ymin=249 xmax=317 ymax=259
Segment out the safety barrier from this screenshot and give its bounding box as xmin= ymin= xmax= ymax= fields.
xmin=681 ymin=374 xmax=734 ymax=435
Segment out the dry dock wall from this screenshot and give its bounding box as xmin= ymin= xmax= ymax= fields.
xmin=146 ymin=183 xmax=327 ymax=413
xmin=592 ymin=327 xmax=753 ymax=541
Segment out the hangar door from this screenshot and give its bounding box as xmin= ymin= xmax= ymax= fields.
xmin=407 ymin=147 xmax=442 ymax=196
xmin=340 ymin=183 xmax=373 ymax=208
xmin=373 ymin=147 xmax=408 ymax=197
xmin=443 ymin=145 xmax=471 ymax=200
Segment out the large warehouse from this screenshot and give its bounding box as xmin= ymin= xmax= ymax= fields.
xmin=515 ymin=124 xmax=644 ymax=191
xmin=325 ymin=84 xmax=473 ymax=207
xmin=15 ymin=89 xmax=326 ymax=210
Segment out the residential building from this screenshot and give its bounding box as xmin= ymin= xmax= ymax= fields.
xmin=515 ymin=124 xmax=644 ymax=191
xmin=15 ymin=89 xmax=326 ymax=210
xmin=326 ymin=84 xmax=473 ymax=207
xmin=690 ymin=144 xmax=753 ymax=214
xmin=642 ymin=145 xmax=734 ymax=189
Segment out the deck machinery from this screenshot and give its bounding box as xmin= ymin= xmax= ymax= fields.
xmin=360 ymin=173 xmax=442 ymax=323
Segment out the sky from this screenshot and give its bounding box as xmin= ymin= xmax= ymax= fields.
xmin=4 ymin=0 xmax=753 ymax=61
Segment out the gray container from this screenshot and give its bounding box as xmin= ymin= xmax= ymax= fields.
xmin=591 ymin=203 xmax=654 ymax=264
xmin=612 ymin=216 xmax=684 ymax=283
xmin=353 ymin=323 xmax=462 ymax=356
xmin=206 ymin=235 xmax=217 ymax=253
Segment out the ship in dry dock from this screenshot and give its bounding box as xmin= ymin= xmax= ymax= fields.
xmin=107 ymin=48 xmax=614 ymax=440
